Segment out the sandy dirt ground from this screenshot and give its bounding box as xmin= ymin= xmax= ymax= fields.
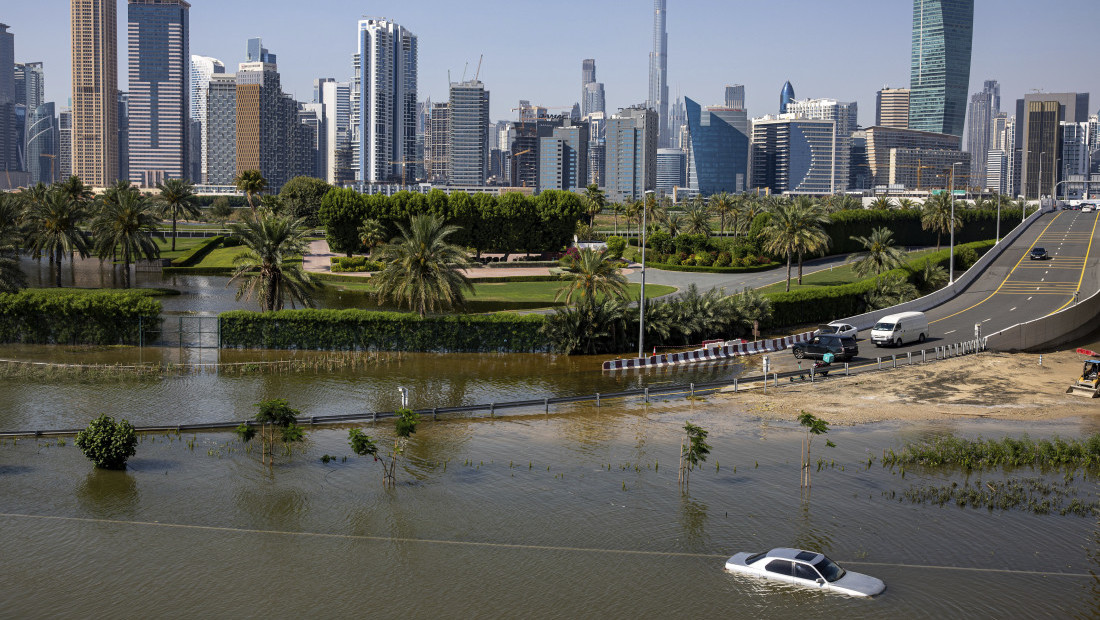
xmin=717 ymin=350 xmax=1100 ymax=425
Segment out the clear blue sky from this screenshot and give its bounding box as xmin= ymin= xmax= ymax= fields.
xmin=8 ymin=0 xmax=1100 ymax=126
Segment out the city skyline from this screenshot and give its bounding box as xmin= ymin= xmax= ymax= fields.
xmin=5 ymin=0 xmax=1099 ymax=129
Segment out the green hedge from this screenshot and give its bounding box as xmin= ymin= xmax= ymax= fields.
xmin=170 ymin=236 xmax=224 ymax=267
xmin=763 ymin=240 xmax=995 ymax=327
xmin=330 ymin=256 xmax=383 ymax=272
xmin=643 ymin=261 xmax=781 ymax=274
xmin=0 ymin=289 xmax=162 ymax=345
xmin=219 ymin=309 xmax=548 ymax=352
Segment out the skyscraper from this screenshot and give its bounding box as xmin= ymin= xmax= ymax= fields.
xmin=605 ymin=106 xmax=657 ymax=202
xmin=581 ymin=58 xmax=596 ymax=117
xmin=539 ymin=121 xmax=588 ymax=193
xmin=685 ymin=97 xmax=748 ymax=195
xmin=724 ymin=85 xmax=745 ymax=110
xmin=583 ymin=83 xmax=605 ymax=118
xmin=448 ymin=80 xmax=489 ymax=186
xmin=353 ymin=18 xmax=417 ymax=184
xmin=317 ymin=79 xmax=351 ymax=184
xmin=426 ymin=101 xmax=449 ymax=184
xmin=648 ymin=0 xmax=669 ymax=147
xmin=1016 ymin=92 xmax=1090 ymax=199
xmin=751 ymin=117 xmax=837 ymax=195
xmin=204 ymin=72 xmax=236 ymax=184
xmin=784 ymin=98 xmax=858 ymax=192
xmin=966 ymin=80 xmax=999 ymax=190
xmin=15 ymin=62 xmax=45 ymax=112
xmin=128 ymin=0 xmax=190 ymax=187
xmin=26 ymin=102 xmax=59 ymax=184
xmin=71 ymin=0 xmax=119 ymax=187
xmin=0 ymin=24 xmax=17 ymax=176
xmin=909 ymin=0 xmax=974 ymax=138
xmin=876 ymin=87 xmax=910 ymax=128
xmin=191 ymin=55 xmax=225 ymax=183
xmin=779 ymin=81 xmax=795 ymax=114
xmin=59 ymin=109 xmax=72 ymax=178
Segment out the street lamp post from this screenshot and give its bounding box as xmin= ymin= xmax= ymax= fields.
xmin=995 ymin=191 xmax=1001 ymax=245
xmin=638 ymin=190 xmax=655 ymax=359
xmin=949 ymin=162 xmax=964 ymax=284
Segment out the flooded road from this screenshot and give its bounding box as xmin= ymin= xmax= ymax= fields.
xmin=0 ymin=405 xmax=1096 ymax=618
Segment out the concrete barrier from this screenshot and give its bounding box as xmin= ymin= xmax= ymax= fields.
xmin=602 ymin=329 xmax=817 ymax=372
xmin=986 ymin=289 xmax=1100 ymax=352
xmin=836 ymin=206 xmax=1050 ymax=330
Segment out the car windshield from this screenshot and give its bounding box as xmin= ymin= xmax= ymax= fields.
xmin=814 ymin=557 xmax=846 ymax=582
xmin=873 ymin=322 xmax=894 ymax=331
xmin=1033 ymin=248 xmax=1045 ymax=253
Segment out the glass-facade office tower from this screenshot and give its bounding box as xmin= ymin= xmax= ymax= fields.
xmin=751 ymin=117 xmax=837 ymax=195
xmin=15 ymin=62 xmax=45 ymax=112
xmin=725 ymin=85 xmax=745 ymax=110
xmin=581 ymin=59 xmax=598 ymax=117
xmin=1016 ymin=92 xmax=1090 ymax=199
xmin=128 ymin=0 xmax=190 ymax=187
xmin=191 ymin=55 xmax=224 ymax=183
xmin=656 ymin=148 xmax=685 ymax=196
xmin=318 ymin=79 xmax=351 ymax=184
xmin=59 ymin=110 xmax=72 ymax=178
xmin=234 ymin=48 xmax=310 ymax=191
xmin=966 ymin=80 xmax=999 ymax=190
xmin=71 ymin=0 xmax=119 ymax=187
xmin=1 ymin=24 xmax=17 ymax=176
xmin=876 ymin=88 xmax=910 ymax=129
xmin=353 ymin=18 xmax=417 ymax=184
xmin=684 ymin=97 xmax=748 ymax=195
xmin=448 ymin=80 xmax=489 ymax=186
xmin=117 ymin=92 xmax=129 ymax=181
xmin=26 ymin=102 xmax=59 ymax=184
xmin=539 ymin=122 xmax=588 ymax=192
xmin=605 ymin=106 xmax=657 ymax=202
xmin=204 ymin=73 xmax=235 ymax=184
xmin=784 ymin=98 xmax=857 ymax=192
xmin=648 ymin=0 xmax=669 ymax=147
xmin=779 ymin=81 xmax=795 ymax=114
xmin=863 ymin=125 xmax=960 ymax=189
xmin=909 ymin=0 xmax=974 ymax=138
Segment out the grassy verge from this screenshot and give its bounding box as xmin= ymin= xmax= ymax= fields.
xmin=756 ymin=249 xmax=937 ymax=295
xmin=326 ymin=280 xmax=676 ymax=305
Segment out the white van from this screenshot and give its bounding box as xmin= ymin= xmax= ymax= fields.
xmin=871 ymin=311 xmax=929 ymax=347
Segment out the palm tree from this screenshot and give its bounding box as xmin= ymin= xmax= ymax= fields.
xmin=709 ymin=192 xmax=735 ymax=235
xmin=235 ymin=170 xmax=267 ymax=213
xmin=911 ymin=260 xmax=948 ymax=293
xmin=23 ymin=189 xmax=89 ymax=287
xmin=848 ymin=227 xmax=907 ymax=277
xmin=682 ymin=198 xmax=711 ymax=237
xmin=664 ymin=211 xmax=683 ymax=237
xmin=761 ymin=198 xmax=830 ymax=292
xmin=372 ymin=213 xmax=473 ymax=316
xmin=156 ymin=178 xmax=200 ymax=252
xmin=610 ymin=202 xmax=625 ymax=235
xmin=555 ymin=247 xmax=629 ymax=305
xmin=863 ymin=274 xmax=919 ymax=310
xmin=0 ymin=192 xmax=26 ymax=293
xmin=624 ymin=200 xmax=642 ymax=239
xmin=584 ymin=184 xmax=606 ymax=225
xmin=91 ymin=190 xmax=164 ymax=288
xmin=56 ymin=175 xmax=94 ymax=206
xmin=897 ymin=198 xmax=916 ymax=210
xmin=792 ymin=196 xmax=832 ymax=284
xmin=357 ymin=218 xmax=387 ymax=256
xmin=227 ymin=213 xmax=317 ymax=312
xmin=920 ymin=193 xmax=960 ymax=251
xmin=869 ymin=196 xmax=895 ymax=210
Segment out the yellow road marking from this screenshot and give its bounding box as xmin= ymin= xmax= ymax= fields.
xmin=1048 ymin=213 xmax=1100 ymax=314
xmin=930 ymin=213 xmax=1063 ymax=325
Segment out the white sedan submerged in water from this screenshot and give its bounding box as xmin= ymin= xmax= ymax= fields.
xmin=724 ymin=548 xmax=885 ymax=597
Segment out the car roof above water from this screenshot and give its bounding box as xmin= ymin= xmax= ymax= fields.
xmin=765 ymin=548 xmax=824 ymax=563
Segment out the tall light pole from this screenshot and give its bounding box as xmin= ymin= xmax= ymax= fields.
xmin=949 ymin=162 xmax=964 ymax=284
xmin=638 ymin=190 xmax=655 ymax=359
xmin=995 ymin=190 xmax=1001 ymax=245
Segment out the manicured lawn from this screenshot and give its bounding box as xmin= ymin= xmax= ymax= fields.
xmin=755 ymin=249 xmax=936 ymax=294
xmin=153 ymin=236 xmax=205 ymax=260
xmin=328 ymin=279 xmax=676 ymax=305
xmin=188 ymin=244 xmax=244 ymax=268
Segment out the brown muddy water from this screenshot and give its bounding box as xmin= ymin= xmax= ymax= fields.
xmin=1 ymin=396 xmax=1097 ymax=618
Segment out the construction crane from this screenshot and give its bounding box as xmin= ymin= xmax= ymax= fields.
xmin=389 ymin=160 xmax=422 ymax=186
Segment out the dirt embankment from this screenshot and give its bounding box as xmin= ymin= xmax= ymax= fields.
xmin=719 ymin=350 xmax=1099 ymax=425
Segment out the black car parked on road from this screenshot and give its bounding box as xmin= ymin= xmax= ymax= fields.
xmin=791 ymin=334 xmax=859 ymax=361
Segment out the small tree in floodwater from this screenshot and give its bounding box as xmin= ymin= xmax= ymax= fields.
xmin=236 ymin=398 xmax=306 ymax=466
xmin=348 ymin=408 xmax=421 ymax=488
xmin=678 ymin=423 xmax=711 ymax=490
xmin=798 ymin=411 xmax=833 ymax=491
xmin=75 ymin=414 xmax=138 ymax=470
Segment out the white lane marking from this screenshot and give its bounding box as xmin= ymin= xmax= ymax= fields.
xmin=983 ymin=318 xmax=992 ymax=323
xmin=1010 ymin=307 xmax=1017 ymax=312
xmin=1041 ymin=278 xmax=1045 ymax=281
xmin=1027 ymin=296 xmax=1033 ymax=300
xmin=944 ymin=330 xmax=957 ymax=335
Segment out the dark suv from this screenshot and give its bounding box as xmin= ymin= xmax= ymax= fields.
xmin=791 ymin=334 xmax=859 ymax=361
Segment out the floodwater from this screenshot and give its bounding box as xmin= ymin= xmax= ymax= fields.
xmin=1 ymin=404 xmax=1097 ymax=618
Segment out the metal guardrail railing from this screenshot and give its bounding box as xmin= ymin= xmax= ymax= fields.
xmin=0 ymin=339 xmax=988 ymax=439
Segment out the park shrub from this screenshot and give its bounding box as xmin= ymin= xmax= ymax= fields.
xmin=219 ymin=309 xmax=548 ymax=352
xmin=330 ymin=256 xmax=383 ymax=273
xmin=674 ymin=233 xmax=708 ymax=255
xmin=604 ymin=236 xmax=627 ymax=259
xmin=715 ymin=252 xmax=732 ymax=267
xmin=954 ymin=245 xmax=979 ymax=271
xmin=647 ymin=231 xmax=674 ymax=255
xmin=75 ymin=414 xmax=138 ymax=470
xmin=169 ymin=236 xmax=223 ymax=267
xmin=0 ymin=289 xmax=161 ymax=345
